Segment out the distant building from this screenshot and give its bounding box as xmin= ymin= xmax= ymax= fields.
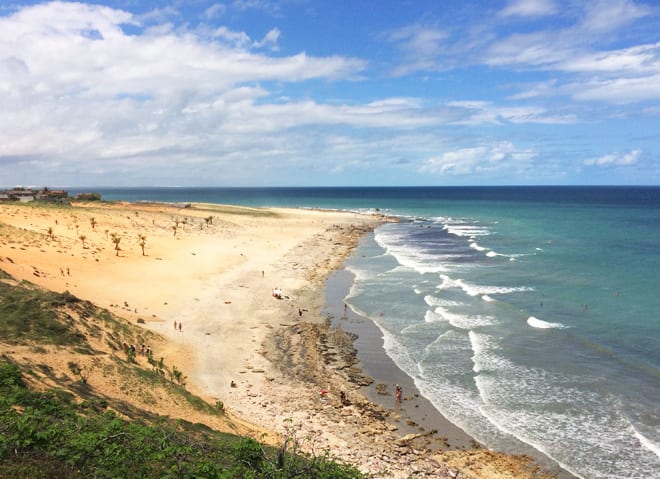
xmin=36 ymin=189 xmax=69 ymax=203
xmin=0 ymin=187 xmax=69 ymax=203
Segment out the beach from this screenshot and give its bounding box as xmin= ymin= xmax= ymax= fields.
xmin=0 ymin=199 xmax=555 ymax=479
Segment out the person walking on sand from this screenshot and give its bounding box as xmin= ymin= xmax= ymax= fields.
xmin=174 ymin=320 xmax=177 ymax=330
xmin=395 ymin=384 xmax=403 ymax=402
xmin=178 ymin=322 xmax=182 ymax=332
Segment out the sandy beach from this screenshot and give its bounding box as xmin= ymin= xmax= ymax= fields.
xmin=0 ymin=200 xmax=555 ymax=479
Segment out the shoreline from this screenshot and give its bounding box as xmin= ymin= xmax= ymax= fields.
xmin=0 ymin=200 xmax=562 ymax=478
xmin=321 ymin=239 xmax=576 ymax=479
xmin=323 ymin=267 xmax=476 ymax=451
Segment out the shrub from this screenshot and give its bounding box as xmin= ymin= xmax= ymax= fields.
xmin=0 ymin=362 xmax=24 ymax=388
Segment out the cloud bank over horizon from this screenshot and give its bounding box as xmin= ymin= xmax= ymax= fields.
xmin=1 ymin=0 xmax=658 ymax=187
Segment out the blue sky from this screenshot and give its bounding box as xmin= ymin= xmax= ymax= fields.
xmin=1 ymin=0 xmax=659 ymax=187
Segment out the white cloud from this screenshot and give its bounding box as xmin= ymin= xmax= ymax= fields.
xmin=500 ymin=0 xmax=558 ymax=18
xmin=213 ymin=26 xmax=251 ymax=47
xmin=571 ymin=74 xmax=660 ymax=102
xmin=231 ymin=0 xmax=281 ymax=16
xmin=204 ymin=3 xmax=227 ymax=20
xmin=584 ymin=149 xmax=642 ymax=166
xmin=253 ymin=27 xmax=280 ymax=51
xmin=0 ymin=2 xmax=378 ymax=183
xmin=0 ymin=2 xmax=472 ymax=186
xmin=419 ymin=142 xmax=537 ymax=176
xmin=448 ymin=101 xmax=577 ymax=125
xmin=580 ymin=0 xmax=651 ymax=33
xmin=560 ymin=42 xmax=660 ymax=74
xmin=385 ymin=24 xmax=449 ymax=75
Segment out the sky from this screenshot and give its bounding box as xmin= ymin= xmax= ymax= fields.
xmin=1 ymin=0 xmax=659 ymax=187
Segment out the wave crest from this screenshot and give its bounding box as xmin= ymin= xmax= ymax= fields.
xmin=527 ymin=316 xmax=566 ymax=329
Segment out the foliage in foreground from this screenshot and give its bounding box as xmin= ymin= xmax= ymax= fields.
xmin=0 ymin=362 xmax=364 ymax=479
xmin=0 ymin=267 xmax=364 ymax=479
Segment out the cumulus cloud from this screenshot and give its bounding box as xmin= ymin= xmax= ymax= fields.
xmin=584 ymin=149 xmax=642 ymax=166
xmin=0 ymin=2 xmax=467 ymax=185
xmin=0 ymin=2 xmax=357 ymax=184
xmin=419 ymin=142 xmax=537 ymax=176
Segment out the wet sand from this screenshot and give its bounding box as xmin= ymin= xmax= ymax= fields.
xmin=323 ymin=267 xmax=475 ymax=451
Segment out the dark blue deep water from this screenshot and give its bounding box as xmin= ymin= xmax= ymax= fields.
xmin=69 ymin=186 xmax=660 ymax=478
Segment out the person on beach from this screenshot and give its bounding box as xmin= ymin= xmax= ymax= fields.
xmin=395 ymin=384 xmax=403 ymax=402
xmin=174 ymin=320 xmax=177 ymax=330
xmin=178 ymin=322 xmax=182 ymax=332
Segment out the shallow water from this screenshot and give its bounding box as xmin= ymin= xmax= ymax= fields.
xmin=343 ymin=199 xmax=660 ymax=479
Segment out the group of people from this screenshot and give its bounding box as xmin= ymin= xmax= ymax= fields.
xmin=173 ymin=320 xmax=182 ymax=332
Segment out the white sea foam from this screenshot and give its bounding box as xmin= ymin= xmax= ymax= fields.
xmin=632 ymin=425 xmax=660 ymax=458
xmin=424 ymin=309 xmax=445 ymax=323
xmin=527 ymin=316 xmax=566 ymax=329
xmin=424 ymin=294 xmax=463 ymax=307
xmin=473 ymin=368 xmax=660 ymax=479
xmin=470 ymin=242 xmax=487 ymax=251
xmin=437 ymin=274 xmax=456 ymax=290
xmin=377 ymin=326 xmax=424 ymax=384
xmin=446 ymin=278 xmax=534 ymax=297
xmin=482 ymin=294 xmax=495 ymax=302
xmin=441 ymin=219 xmax=491 ymax=238
xmin=469 ymin=331 xmax=512 ymax=373
xmin=345 ymin=264 xmax=375 ymax=282
xmin=438 ymin=308 xmax=494 ymax=330
xmin=375 ymin=230 xmax=452 ymax=274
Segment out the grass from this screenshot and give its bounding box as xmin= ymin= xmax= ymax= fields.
xmin=0 ymin=280 xmax=85 ymax=346
xmin=0 ymin=360 xmax=365 ymax=478
xmin=0 ymin=269 xmax=366 ymax=478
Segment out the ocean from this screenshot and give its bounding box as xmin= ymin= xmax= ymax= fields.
xmin=69 ymin=186 xmax=660 ymax=479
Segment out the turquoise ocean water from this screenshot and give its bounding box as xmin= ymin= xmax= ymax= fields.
xmin=71 ymin=187 xmax=660 ymax=478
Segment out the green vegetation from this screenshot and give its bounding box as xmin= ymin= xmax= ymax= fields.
xmin=0 ymin=282 xmax=84 ymax=346
xmin=0 ymin=362 xmax=364 ymax=479
xmin=0 ymin=271 xmax=365 ymax=479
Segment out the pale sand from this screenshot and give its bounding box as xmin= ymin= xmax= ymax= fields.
xmin=0 ymin=201 xmax=556 ymax=479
